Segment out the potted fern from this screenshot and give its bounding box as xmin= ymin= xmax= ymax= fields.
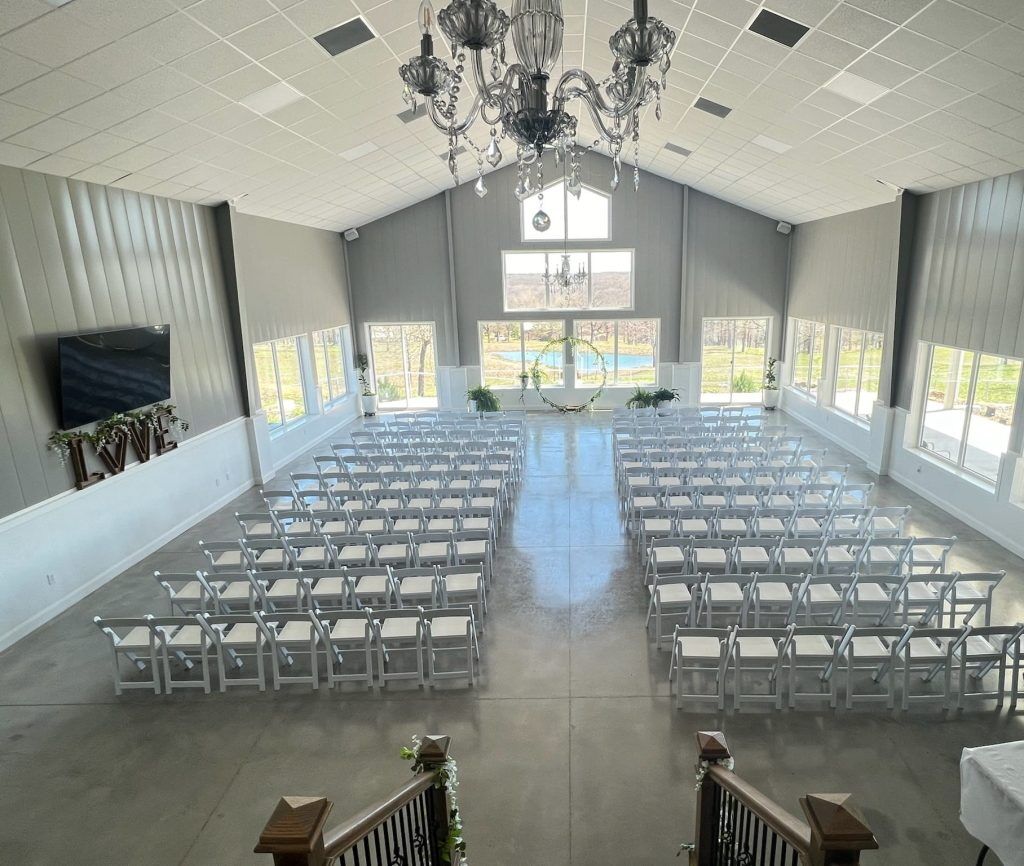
xmin=625 ymin=387 xmax=655 ymax=409
xmin=356 ymin=353 xmax=377 ymax=416
xmin=652 ymin=387 xmax=680 ymax=412
xmin=467 ymin=384 xmax=500 ymax=413
xmin=763 ymin=357 xmax=779 ymax=410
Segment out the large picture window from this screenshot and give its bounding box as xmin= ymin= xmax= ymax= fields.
xmin=253 ymin=335 xmax=309 ymax=430
xmin=521 ymin=179 xmax=610 ymax=241
xmin=700 ymin=318 xmax=769 ymax=404
xmin=790 ymin=319 xmax=826 ymax=397
xmin=919 ymin=343 xmax=1022 ymax=483
xmin=574 ymin=319 xmax=658 ymax=386
xmin=312 ymin=325 xmax=349 ymax=407
xmin=479 ymin=320 xmax=565 ymax=387
xmin=503 ymin=249 xmax=633 ymax=312
xmin=833 ymin=328 xmax=883 ymax=422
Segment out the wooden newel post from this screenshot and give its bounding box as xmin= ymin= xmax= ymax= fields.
xmin=417 ymin=734 xmax=454 ymax=861
xmin=254 ymin=796 xmax=334 ymax=866
xmin=800 ymin=793 xmax=879 ymax=865
xmin=693 ymin=731 xmax=731 ymax=866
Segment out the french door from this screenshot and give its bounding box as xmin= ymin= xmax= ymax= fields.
xmin=367 ymin=323 xmax=439 ymax=410
xmin=700 ymin=317 xmax=770 ymax=404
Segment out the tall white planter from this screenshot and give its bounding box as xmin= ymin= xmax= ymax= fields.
xmin=763 ymin=390 xmax=779 ymax=410
xmin=361 ymin=394 xmax=378 ymax=416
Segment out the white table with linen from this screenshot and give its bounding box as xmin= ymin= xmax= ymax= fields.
xmin=961 ymin=740 xmax=1024 ymax=866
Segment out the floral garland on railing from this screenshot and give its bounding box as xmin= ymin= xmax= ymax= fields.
xmin=528 ymin=335 xmax=608 ymax=414
xmin=400 ymin=735 xmax=466 ymax=863
xmin=46 ymin=403 xmax=190 ymax=466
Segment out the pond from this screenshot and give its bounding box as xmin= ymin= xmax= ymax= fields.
xmin=494 ymin=350 xmax=654 ymax=369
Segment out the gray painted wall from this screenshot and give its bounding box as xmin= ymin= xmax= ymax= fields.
xmin=900 ymin=171 xmax=1024 ymax=407
xmin=787 ymin=201 xmax=901 ymax=335
xmin=345 ymin=194 xmax=455 ymax=363
xmin=0 ymin=166 xmax=245 ymax=518
xmin=345 ymin=154 xmax=788 ymax=370
xmin=230 ymin=211 xmax=352 ymax=345
xmin=682 ymin=189 xmax=790 ymax=362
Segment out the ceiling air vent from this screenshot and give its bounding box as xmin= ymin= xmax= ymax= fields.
xmin=747 ymin=9 xmax=809 ymax=48
xmin=314 ymin=17 xmax=375 ymax=56
xmin=664 ymin=142 xmax=692 ymax=157
xmin=694 ymin=97 xmax=731 ymax=118
xmin=439 ymin=146 xmax=468 ymax=160
xmin=397 ymin=104 xmax=426 ymax=124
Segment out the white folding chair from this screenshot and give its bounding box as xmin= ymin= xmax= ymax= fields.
xmin=946 ymin=571 xmax=1004 ymax=627
xmin=424 ymin=607 xmax=480 ymax=686
xmin=728 ymin=626 xmax=791 ymax=710
xmin=438 ymin=564 xmax=487 ymax=625
xmin=646 ymin=574 xmax=698 ymax=649
xmin=375 ymin=607 xmax=427 ymax=687
xmin=197 ymin=613 xmax=266 ymax=691
xmin=345 ymin=566 xmax=398 ymax=609
xmin=93 ymin=615 xmax=160 ymax=695
xmin=311 ymin=608 xmax=376 ymax=688
xmin=301 ymin=569 xmax=350 ymax=611
xmin=786 ymin=625 xmax=846 ymax=708
xmin=151 ymin=615 xmax=211 ymax=694
xmin=836 ymin=625 xmax=903 ymax=708
xmin=669 ymin=625 xmax=731 ymax=710
xmin=907 ymin=536 xmax=957 ymax=575
xmin=255 ymin=611 xmax=320 ymax=690
xmin=155 ymin=570 xmax=211 ymax=616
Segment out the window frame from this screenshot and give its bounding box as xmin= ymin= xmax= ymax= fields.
xmin=916 ymin=342 xmax=1023 ymax=484
xmin=312 ymin=324 xmax=350 ymax=409
xmin=365 ymin=321 xmax=441 ymax=411
xmin=501 ymin=248 xmax=635 ymax=313
xmin=788 ymin=318 xmax=826 ymax=398
xmin=699 ymin=316 xmax=772 ymax=404
xmin=573 ymin=318 xmax=659 ymax=387
xmin=520 ymin=179 xmax=612 ymax=243
xmin=253 ymin=334 xmax=311 ymax=434
xmin=831 ymin=326 xmax=883 ymax=424
xmin=478 ymin=320 xmax=566 ymax=388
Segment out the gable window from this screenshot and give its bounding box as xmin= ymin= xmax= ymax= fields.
xmin=833 ymin=328 xmax=883 ymax=422
xmin=521 ymin=179 xmax=610 ymax=241
xmin=918 ymin=343 xmax=1022 ymax=483
xmin=502 ymin=249 xmax=633 ymax=312
xmin=575 ymin=319 xmax=658 ymax=386
xmin=479 ymin=320 xmax=565 ymax=387
xmin=790 ymin=319 xmax=825 ymax=397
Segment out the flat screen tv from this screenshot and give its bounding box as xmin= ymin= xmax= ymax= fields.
xmin=58 ymin=325 xmax=171 ymax=429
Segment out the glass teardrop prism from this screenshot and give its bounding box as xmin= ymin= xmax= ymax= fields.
xmin=474 ymin=175 xmax=487 ymax=198
xmin=486 ymin=136 xmax=502 ymax=167
xmin=532 ymin=209 xmax=551 ymax=231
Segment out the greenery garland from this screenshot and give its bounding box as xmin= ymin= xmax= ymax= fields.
xmin=528 ymin=335 xmax=608 ymax=413
xmin=46 ymin=403 xmax=190 ymax=466
xmin=400 ymin=735 xmax=466 ymax=863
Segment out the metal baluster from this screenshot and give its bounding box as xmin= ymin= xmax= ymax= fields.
xmin=374 ymin=821 xmax=385 ymax=866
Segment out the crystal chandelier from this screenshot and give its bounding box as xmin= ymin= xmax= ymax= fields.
xmin=399 ymin=0 xmax=676 ymax=213
xmin=544 ymin=252 xmax=587 ymax=296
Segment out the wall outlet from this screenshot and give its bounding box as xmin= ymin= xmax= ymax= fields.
xmin=214 ymin=477 xmax=221 ymax=488
xmin=45 ymin=573 xmax=55 ymax=586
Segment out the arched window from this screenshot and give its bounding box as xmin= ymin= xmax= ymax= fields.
xmin=521 ymin=179 xmax=610 ymax=241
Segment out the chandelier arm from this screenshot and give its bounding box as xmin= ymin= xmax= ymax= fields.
xmin=554 ymin=67 xmax=647 ymax=118
xmin=426 ymin=93 xmax=484 ymax=136
xmin=469 ymin=52 xmax=532 ymax=108
xmin=571 ymin=91 xmax=636 ymax=146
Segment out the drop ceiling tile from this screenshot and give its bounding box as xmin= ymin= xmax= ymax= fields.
xmin=0 ymin=100 xmax=47 ymax=138
xmin=4 ymin=70 xmax=101 ymax=114
xmin=109 ymin=172 xmax=161 ymax=192
xmin=260 ymin=40 xmax=325 ymax=78
xmin=962 ymin=127 xmax=1023 ymax=156
xmin=229 ymin=14 xmax=304 ymax=58
xmin=106 ymin=143 xmax=172 ymax=172
xmin=159 ymin=86 xmax=233 ymax=122
xmin=907 ymin=0 xmax=1000 ymax=48
xmin=0 ymin=9 xmax=111 ymax=66
xmin=284 ymin=0 xmax=361 ymax=37
xmin=797 ymin=30 xmax=864 ymax=67
xmin=897 ymin=73 xmax=970 ymax=107
xmin=25 ymin=153 xmax=92 ymax=175
xmin=104 ymin=109 xmax=180 ymax=142
xmin=950 ymin=93 xmax=1019 ymax=126
xmin=872 ymin=27 xmax=954 ymax=71
xmin=119 ymin=13 xmax=218 ymax=64
xmin=58 ymin=131 xmax=136 ymax=162
xmin=195 ymin=102 xmax=259 ymax=133
xmin=870 ymin=89 xmax=933 ymax=120
xmin=994 ymin=115 xmax=1024 ymax=142
xmin=364 ymin=0 xmax=413 ymax=37
xmin=66 ymin=0 xmax=177 ymax=40
xmin=209 ymin=63 xmax=278 ymax=100
xmin=685 ymin=10 xmax=742 ymax=47
xmin=0 ymin=1 xmax=51 ymax=36
xmin=72 ymin=165 xmax=130 ymax=185
xmin=930 ymin=51 xmax=1014 ymax=91
xmin=6 ymin=115 xmax=93 ymax=150
xmin=844 ymin=0 xmax=931 ymax=24
xmin=173 ymin=42 xmax=251 ymax=85
xmin=677 ymin=33 xmax=728 ymax=66
xmin=0 ymin=47 xmax=49 ymax=94
xmin=818 ymin=4 xmax=896 ymax=48
xmin=62 ymin=42 xmax=161 ymax=91
xmin=189 ymin=0 xmax=276 ymax=36
xmin=847 ymin=52 xmax=916 ymax=88
xmin=966 ymin=26 xmax=1024 ymax=75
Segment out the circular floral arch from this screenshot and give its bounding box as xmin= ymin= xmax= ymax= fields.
xmin=527 ymin=335 xmax=608 ymax=413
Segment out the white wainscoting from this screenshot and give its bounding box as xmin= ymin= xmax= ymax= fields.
xmin=268 ymin=395 xmax=360 ymax=470
xmin=0 ymin=418 xmax=257 ymax=652
xmin=779 ymin=387 xmax=876 ymax=464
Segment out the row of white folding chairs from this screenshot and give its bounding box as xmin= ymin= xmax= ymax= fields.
xmin=633 ymin=505 xmax=908 ymax=551
xmin=623 ymin=482 xmax=859 ymax=519
xmin=315 ymin=460 xmax=522 ymax=491
xmin=646 ymin=571 xmax=1005 ymax=648
xmin=620 ymin=468 xmax=850 ymax=500
xmin=94 ymin=604 xmax=481 ymax=694
xmin=200 ymin=529 xmax=494 ymax=580
xmin=669 ymin=620 xmax=1024 ymax=711
xmin=236 ymin=504 xmax=498 ymax=549
xmin=156 ymin=564 xmax=487 ymax=620
xmin=644 ymin=535 xmax=956 ymax=582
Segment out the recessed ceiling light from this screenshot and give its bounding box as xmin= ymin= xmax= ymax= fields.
xmin=239 ymin=82 xmax=302 ymax=115
xmin=664 ymin=142 xmax=692 ymax=157
xmin=694 ymin=97 xmax=731 ymax=118
xmin=752 ymin=134 xmax=791 ymax=153
xmin=314 ymin=17 xmax=375 ymax=56
xmin=748 ymin=9 xmax=809 ymax=48
xmin=397 ymin=104 xmax=426 ymax=124
xmin=340 ymin=142 xmax=376 ymax=161
xmin=822 ymin=72 xmax=889 ymax=105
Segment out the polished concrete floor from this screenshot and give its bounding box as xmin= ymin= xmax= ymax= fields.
xmin=2 ymin=411 xmax=1023 ymax=865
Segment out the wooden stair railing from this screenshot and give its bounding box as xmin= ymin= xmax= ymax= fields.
xmin=691 ymin=731 xmax=878 ymax=866
xmin=255 ymin=734 xmax=456 ymax=866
